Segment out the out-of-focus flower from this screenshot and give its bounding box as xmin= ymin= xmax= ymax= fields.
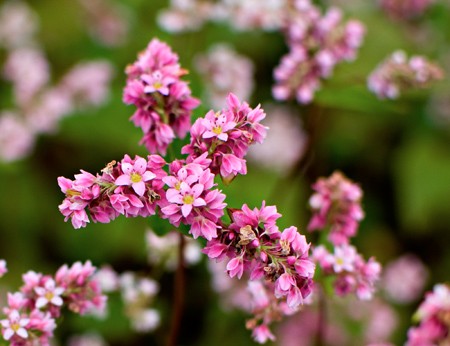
xmin=118 ymin=272 xmax=160 ymax=333
xmin=379 ymin=0 xmax=434 ymax=20
xmin=406 ymin=284 xmax=450 ymax=346
xmin=157 ymin=0 xmax=214 ymax=32
xmin=308 ymin=171 xmax=364 ymax=245
xmin=146 ymin=229 xmax=202 ymax=270
xmin=67 ymin=332 xmax=108 ymax=346
xmin=273 ymin=2 xmax=365 ymax=104
xmin=0 ymin=260 xmax=7 ymax=278
xmin=0 ymin=112 xmax=35 ymax=162
xmin=77 ymin=0 xmax=129 ymax=47
xmin=195 ymin=44 xmax=254 ymax=109
xmin=368 ymin=50 xmax=444 ymax=99
xmin=382 ymin=254 xmax=428 ymax=304
xmin=0 ymin=1 xmax=38 ymax=48
xmin=248 ymin=104 xmax=307 ymax=175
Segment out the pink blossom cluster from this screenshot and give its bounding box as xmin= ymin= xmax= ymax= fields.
xmin=0 ymin=261 xmax=106 ymax=346
xmin=58 ymin=154 xmax=167 ymax=229
xmin=77 ymin=0 xmax=129 ymax=47
xmin=123 ymin=38 xmax=200 ymax=155
xmin=94 ymin=266 xmax=160 ymax=333
xmin=203 ymin=202 xmax=315 ymax=342
xmin=406 ymin=283 xmax=450 ymax=346
xmin=312 ymin=244 xmax=381 ymax=300
xmin=308 ymin=171 xmax=364 ymax=246
xmin=161 ymin=156 xmax=227 ymax=240
xmin=248 ymin=104 xmax=307 ymax=175
xmin=182 ymin=93 xmax=267 ymax=183
xmin=195 ymin=44 xmax=254 ymax=109
xmin=158 ymin=0 xmax=285 ymax=33
xmin=0 ymin=1 xmax=113 ymax=162
xmin=367 ymin=50 xmax=444 ymax=99
xmin=379 ymin=0 xmax=434 ymax=20
xmin=382 ymin=254 xmax=428 ymax=304
xmin=272 ymin=1 xmax=365 ymax=104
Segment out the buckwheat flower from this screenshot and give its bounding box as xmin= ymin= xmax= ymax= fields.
xmin=406 ymin=284 xmax=450 ymax=346
xmin=308 ymin=171 xmax=364 ymax=245
xmin=123 ymin=38 xmax=200 ymax=155
xmin=182 ymin=93 xmax=268 ymax=182
xmin=131 ymin=308 xmax=160 ymax=332
xmin=115 ymin=156 xmax=156 ymax=197
xmin=252 ymin=324 xmax=276 ymax=344
xmin=55 ymin=261 xmax=107 ymax=316
xmin=313 ymin=245 xmax=381 ymax=300
xmin=248 ymin=104 xmax=307 ymax=175
xmin=204 ymin=201 xmax=314 ymax=312
xmin=0 ymin=310 xmax=29 ymax=341
xmin=94 ymin=266 xmax=119 ymax=293
xmin=161 ymin=161 xmax=226 ymax=240
xmin=3 ymin=47 xmax=50 ymax=107
xmin=0 ymin=1 xmax=38 ymax=49
xmin=146 ymin=229 xmax=202 ymax=270
xmin=273 ymin=2 xmax=365 ymax=104
xmin=157 ymin=0 xmax=214 ymax=32
xmin=380 ymin=0 xmax=434 ymax=20
xmin=368 ymin=50 xmax=444 ymax=99
xmin=0 ymin=112 xmax=35 ymax=162
xmin=0 ymin=260 xmax=7 ymax=278
xmin=59 ymin=61 xmax=113 ymax=107
xmin=34 ymin=279 xmax=65 ymax=309
xmin=195 ymin=44 xmax=254 ymax=109
xmin=67 ymin=332 xmax=108 ymax=346
xmin=382 ymin=254 xmax=428 ymax=304
xmin=77 ymin=0 xmax=129 ymax=47
xmin=212 ymin=0 xmax=286 ymax=31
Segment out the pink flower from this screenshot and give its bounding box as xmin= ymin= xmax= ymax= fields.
xmin=115 ymin=156 xmax=156 ymax=196
xmin=34 ymin=279 xmax=65 ymax=309
xmin=252 ymin=324 xmax=276 ymax=344
xmin=0 ymin=310 xmax=29 ymax=341
xmin=226 ymin=257 xmax=245 ymax=279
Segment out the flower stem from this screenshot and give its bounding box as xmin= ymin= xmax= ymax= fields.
xmin=166 ymin=232 xmax=186 ymax=346
xmin=315 ymin=285 xmax=327 ymax=346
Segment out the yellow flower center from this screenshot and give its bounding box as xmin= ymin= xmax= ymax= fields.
xmin=213 ymin=126 xmax=222 ymax=135
xmin=153 ymin=81 xmax=163 ymax=89
xmin=66 ymin=189 xmax=81 ymax=197
xmin=11 ymin=323 xmax=20 ymax=332
xmin=131 ymin=172 xmax=142 ymax=183
xmin=182 ymin=195 xmax=194 ymax=205
xmin=45 ymin=291 xmax=55 ymax=301
xmin=175 ymin=182 xmax=181 ymax=190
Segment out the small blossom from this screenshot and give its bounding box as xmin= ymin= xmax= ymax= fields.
xmin=0 ymin=310 xmax=29 ymax=341
xmin=34 ymin=279 xmax=65 ymax=309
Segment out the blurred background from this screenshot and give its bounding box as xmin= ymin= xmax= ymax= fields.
xmin=1 ymin=0 xmax=450 ymax=345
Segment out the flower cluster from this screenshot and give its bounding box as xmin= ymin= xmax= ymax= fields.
xmin=161 ymin=157 xmax=227 ymax=240
xmin=77 ymin=0 xmax=129 ymax=47
xmin=367 ymin=50 xmax=444 ymax=99
xmin=308 ymin=171 xmax=364 ymax=246
xmin=195 ymin=44 xmax=254 ymax=109
xmin=248 ymin=104 xmax=307 ymax=175
xmin=382 ymin=254 xmax=428 ymax=304
xmin=406 ymin=283 xmax=450 ymax=346
xmin=58 ymin=154 xmax=167 ymax=228
xmin=272 ymin=1 xmax=365 ymax=104
xmin=0 ymin=1 xmax=113 ymax=162
xmin=182 ymin=93 xmax=267 ymax=182
xmin=123 ymin=38 xmax=200 ymax=155
xmin=203 ymin=202 xmax=315 ymax=341
xmin=0 ymin=261 xmax=106 ymax=346
xmin=379 ymin=0 xmax=434 ymax=20
xmin=158 ymin=0 xmax=285 ymax=33
xmin=313 ymin=244 xmax=381 ymax=300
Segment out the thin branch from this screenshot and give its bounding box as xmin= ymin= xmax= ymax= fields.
xmin=166 ymin=233 xmax=186 ymax=346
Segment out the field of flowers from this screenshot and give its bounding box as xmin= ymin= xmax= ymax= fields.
xmin=1 ymin=0 xmax=450 ymax=345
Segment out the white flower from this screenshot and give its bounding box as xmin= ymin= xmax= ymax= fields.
xmin=34 ymin=278 xmax=65 ymax=309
